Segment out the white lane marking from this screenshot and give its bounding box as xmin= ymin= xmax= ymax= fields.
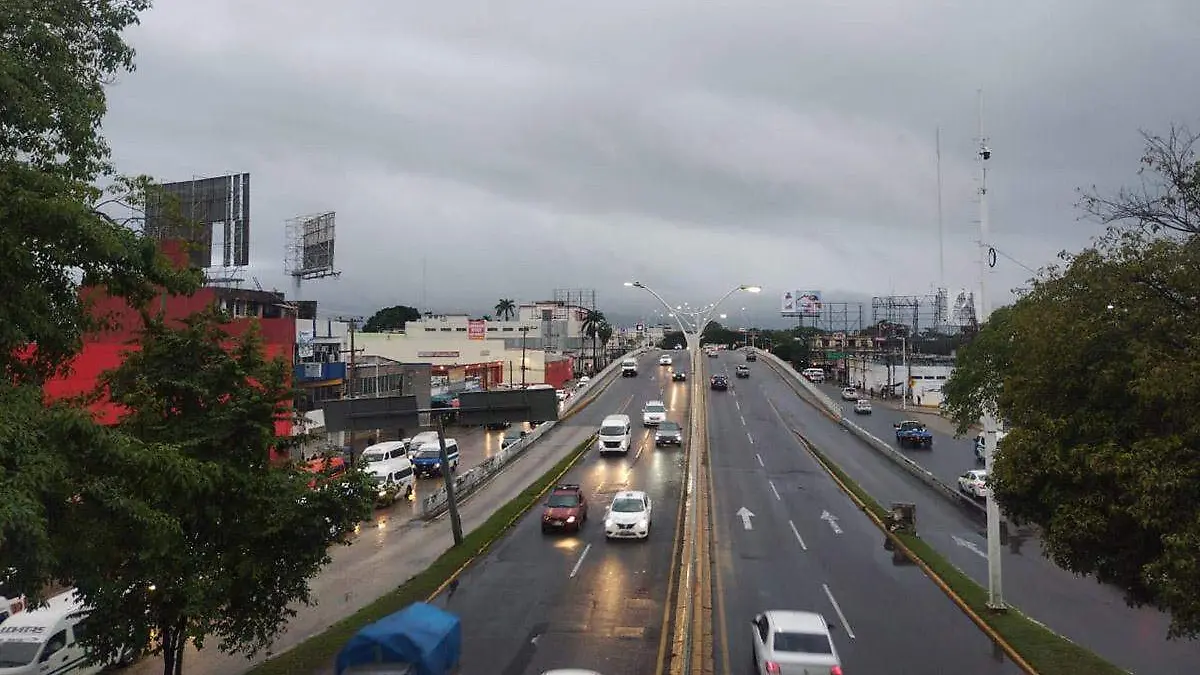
xmin=569 ymin=543 xmax=592 ymax=578
xmin=820 ymin=510 xmax=843 ymax=535
xmin=756 ymin=453 xmax=764 ymax=467
xmin=735 ymin=399 xmax=741 ymax=411
xmin=768 ymin=480 xmax=781 ymax=501
xmin=951 ymin=535 xmax=987 ymax=560
xmin=788 ymin=519 xmax=808 ymax=551
xmin=747 ymin=432 xmax=754 ymax=444
xmin=740 ymin=414 xmax=746 ymax=426
xmin=822 ymin=584 xmax=856 ymax=639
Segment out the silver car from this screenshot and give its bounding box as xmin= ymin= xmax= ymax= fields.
xmin=751 ymin=610 xmax=842 ymax=675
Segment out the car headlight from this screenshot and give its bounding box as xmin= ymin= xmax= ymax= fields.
xmin=638 ymin=519 xmax=650 ymax=529
xmin=566 ymin=516 xmax=576 ymax=523
xmin=605 ymin=519 xmax=615 ymax=529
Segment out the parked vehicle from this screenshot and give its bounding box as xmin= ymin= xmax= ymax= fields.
xmin=853 ymin=399 xmax=872 ymax=414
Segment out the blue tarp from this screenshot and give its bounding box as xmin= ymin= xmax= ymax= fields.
xmin=335 ymin=602 xmax=461 ymax=675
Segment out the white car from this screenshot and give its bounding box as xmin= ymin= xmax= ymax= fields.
xmin=604 ymin=490 xmax=652 ymax=539
xmin=853 ymin=399 xmax=872 ymax=414
xmin=577 ymin=376 xmax=591 ymax=388
xmin=958 ymin=469 xmax=989 ymax=498
xmin=642 ymin=400 xmax=667 ymax=426
xmin=840 ymin=387 xmax=858 ymax=401
xmin=751 ymin=610 xmax=842 ymax=675
xmin=658 ymin=355 xmax=673 ymax=366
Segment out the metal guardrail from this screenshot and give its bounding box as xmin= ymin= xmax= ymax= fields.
xmin=759 ymin=351 xmax=985 ymax=516
xmin=418 ymin=347 xmax=650 ymax=518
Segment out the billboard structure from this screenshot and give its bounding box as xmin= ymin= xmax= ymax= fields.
xmin=793 ymin=302 xmax=865 ymax=333
xmin=781 ymin=290 xmax=823 ymax=317
xmin=549 ymin=288 xmax=596 ymax=352
xmin=467 ymin=319 xmax=486 ymax=340
xmin=871 ymin=293 xmax=976 ymax=337
xmin=144 ymin=173 xmax=251 ymax=283
xmin=285 ymin=212 xmax=340 ymax=281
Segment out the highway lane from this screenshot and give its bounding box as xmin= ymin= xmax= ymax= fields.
xmin=435 ymin=351 xmax=688 ymax=675
xmin=116 ymin=352 xmax=661 ymax=675
xmin=706 ymin=352 xmax=1019 ymax=674
xmin=761 ymin=362 xmax=1200 ymax=674
xmin=816 ymin=381 xmax=978 ymax=490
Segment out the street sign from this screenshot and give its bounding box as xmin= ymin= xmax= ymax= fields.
xmin=322 ymin=395 xmax=420 ymax=432
xmin=456 ymin=388 xmax=560 ymax=425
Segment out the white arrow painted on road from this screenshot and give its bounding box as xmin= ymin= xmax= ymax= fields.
xmin=951 ymin=535 xmax=987 ymax=560
xmin=820 ymin=510 xmax=843 ymax=535
xmin=736 ymin=507 xmax=755 ymax=530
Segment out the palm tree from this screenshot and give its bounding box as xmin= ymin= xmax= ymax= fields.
xmin=494 ymin=298 xmax=517 ymax=321
xmin=597 ymin=321 xmax=614 ymax=368
xmin=580 ymin=310 xmax=605 ymax=374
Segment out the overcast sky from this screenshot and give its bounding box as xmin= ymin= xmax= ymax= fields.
xmin=101 ymin=1 xmax=1200 ymax=326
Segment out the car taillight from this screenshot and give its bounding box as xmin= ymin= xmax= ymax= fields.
xmin=830 ymin=667 xmax=843 ymax=675
xmin=765 ymin=662 xmax=781 ymax=674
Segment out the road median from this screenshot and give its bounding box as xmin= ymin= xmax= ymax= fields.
xmin=792 ymin=430 xmax=1127 ymax=675
xmin=248 ymin=433 xmax=598 ymax=675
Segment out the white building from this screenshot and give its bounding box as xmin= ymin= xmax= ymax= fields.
xmin=843 ymin=356 xmax=953 ymax=408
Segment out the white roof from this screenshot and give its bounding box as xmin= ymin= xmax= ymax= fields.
xmin=602 ymin=414 xmax=630 ymax=422
xmin=0 ymin=590 xmax=84 ymax=635
xmin=645 ymin=400 xmax=665 ymax=407
xmin=613 ymin=490 xmax=647 ymax=501
xmin=766 ymin=610 xmax=829 ymax=633
xmin=365 ymin=458 xmax=411 ymax=475
xmin=362 ymin=441 xmax=406 ymax=454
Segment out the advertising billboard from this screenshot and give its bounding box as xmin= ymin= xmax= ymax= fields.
xmin=797 ymin=291 xmax=823 ymax=317
xmin=144 ymin=173 xmax=250 ymax=268
xmin=781 ymin=291 xmax=797 ymax=316
xmin=468 ymin=319 xmax=486 ymax=340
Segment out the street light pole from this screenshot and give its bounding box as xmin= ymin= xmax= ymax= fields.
xmin=624 ymin=282 xmax=762 ymax=352
xmin=976 ymin=89 xmax=1005 ymax=611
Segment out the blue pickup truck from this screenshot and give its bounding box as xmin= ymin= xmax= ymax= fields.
xmin=894 ymin=421 xmax=933 ymax=449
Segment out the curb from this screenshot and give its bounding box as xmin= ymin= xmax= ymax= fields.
xmin=793 ymin=431 xmax=1039 ymax=675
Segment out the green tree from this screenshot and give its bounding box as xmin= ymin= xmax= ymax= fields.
xmin=494 ymin=298 xmax=516 ymax=320
xmin=60 ymin=308 xmax=374 ymax=674
xmin=0 ymin=0 xmax=202 ymax=603
xmin=597 ymin=321 xmax=614 ymax=367
xmin=658 ymin=330 xmax=685 ymax=349
xmin=944 ymin=125 xmax=1200 ymax=638
xmin=939 ymin=305 xmax=1019 ymax=436
xmin=580 ymin=309 xmax=604 ymax=373
xmin=361 ymin=304 xmax=420 ymax=332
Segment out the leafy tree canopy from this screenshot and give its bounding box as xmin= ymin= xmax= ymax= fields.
xmin=362 ymin=305 xmax=421 ymax=332
xmin=944 ymin=124 xmax=1200 ymax=638
xmin=57 ymin=308 xmax=374 ymax=674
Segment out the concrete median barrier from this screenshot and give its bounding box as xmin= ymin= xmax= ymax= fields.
xmin=759 ymin=351 xmax=985 ymax=516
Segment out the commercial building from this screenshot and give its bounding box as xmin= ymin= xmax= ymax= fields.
xmin=39 ymin=241 xmax=297 ymax=451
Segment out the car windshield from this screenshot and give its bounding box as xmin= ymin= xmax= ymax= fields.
xmin=504 ymin=432 xmax=522 ymax=440
xmin=900 ymin=422 xmax=923 ymax=431
xmin=772 ymin=631 xmax=834 ymax=654
xmin=0 ymin=640 xmax=40 ymax=667
xmin=659 ymin=422 xmax=680 ymax=432
xmin=415 ymin=448 xmax=440 ymax=459
xmin=611 ymin=498 xmax=645 ymax=513
xmin=369 ymin=473 xmax=387 ymax=484
xmin=600 ymin=425 xmax=625 ymax=436
xmin=362 ymin=453 xmax=386 ymax=463
xmin=547 ymin=494 xmax=579 ymax=508
xmin=645 ymin=404 xmax=665 ymax=413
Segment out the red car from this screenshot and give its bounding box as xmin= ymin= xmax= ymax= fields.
xmin=542 ymin=484 xmax=588 ymax=533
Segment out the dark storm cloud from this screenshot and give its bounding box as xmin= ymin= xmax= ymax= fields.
xmin=100 ymin=0 xmax=1200 ymax=318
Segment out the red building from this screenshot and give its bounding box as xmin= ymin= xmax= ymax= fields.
xmin=40 ymin=241 xmax=296 ymax=441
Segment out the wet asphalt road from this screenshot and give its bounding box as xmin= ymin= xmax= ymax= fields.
xmin=705 ymin=352 xmax=1021 ymax=675
xmin=765 ymin=362 xmax=1200 ymax=674
xmin=437 ymin=350 xmax=688 ymax=675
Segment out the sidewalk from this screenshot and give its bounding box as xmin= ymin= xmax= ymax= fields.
xmin=120 ymin=423 xmax=595 ymax=675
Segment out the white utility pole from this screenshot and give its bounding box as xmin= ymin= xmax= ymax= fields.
xmin=976 ymin=89 xmax=1005 ymax=611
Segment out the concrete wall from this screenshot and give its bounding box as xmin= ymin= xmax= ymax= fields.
xmin=841 ymin=357 xmax=952 ymax=407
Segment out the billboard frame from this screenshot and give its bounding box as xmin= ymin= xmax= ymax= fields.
xmin=286 ymin=211 xmax=341 ymax=281
xmin=143 ymin=173 xmax=251 ymax=275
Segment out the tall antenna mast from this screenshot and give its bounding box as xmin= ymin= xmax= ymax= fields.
xmin=936 ymin=126 xmax=945 ymax=294
xmin=421 ymin=257 xmax=428 ymax=313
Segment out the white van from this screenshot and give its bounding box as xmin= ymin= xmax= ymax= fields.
xmin=0 ymin=589 xmax=118 ymax=674
xmin=405 ymin=431 xmax=440 ymax=451
xmin=360 ymin=441 xmax=408 ymax=465
xmin=597 ymin=414 xmax=632 ymax=455
xmin=365 ymin=457 xmax=415 ymax=506
xmin=621 ymin=358 xmax=638 ymax=377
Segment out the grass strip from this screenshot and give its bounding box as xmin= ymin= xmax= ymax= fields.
xmin=247 ymin=433 xmax=597 ymax=675
xmin=803 ymin=439 xmax=1127 ymax=675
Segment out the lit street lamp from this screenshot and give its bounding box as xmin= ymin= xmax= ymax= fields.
xmin=624 ymin=282 xmax=761 ymax=350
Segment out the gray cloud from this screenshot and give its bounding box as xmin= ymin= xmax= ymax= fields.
xmin=100 ymin=0 xmax=1200 ymax=321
